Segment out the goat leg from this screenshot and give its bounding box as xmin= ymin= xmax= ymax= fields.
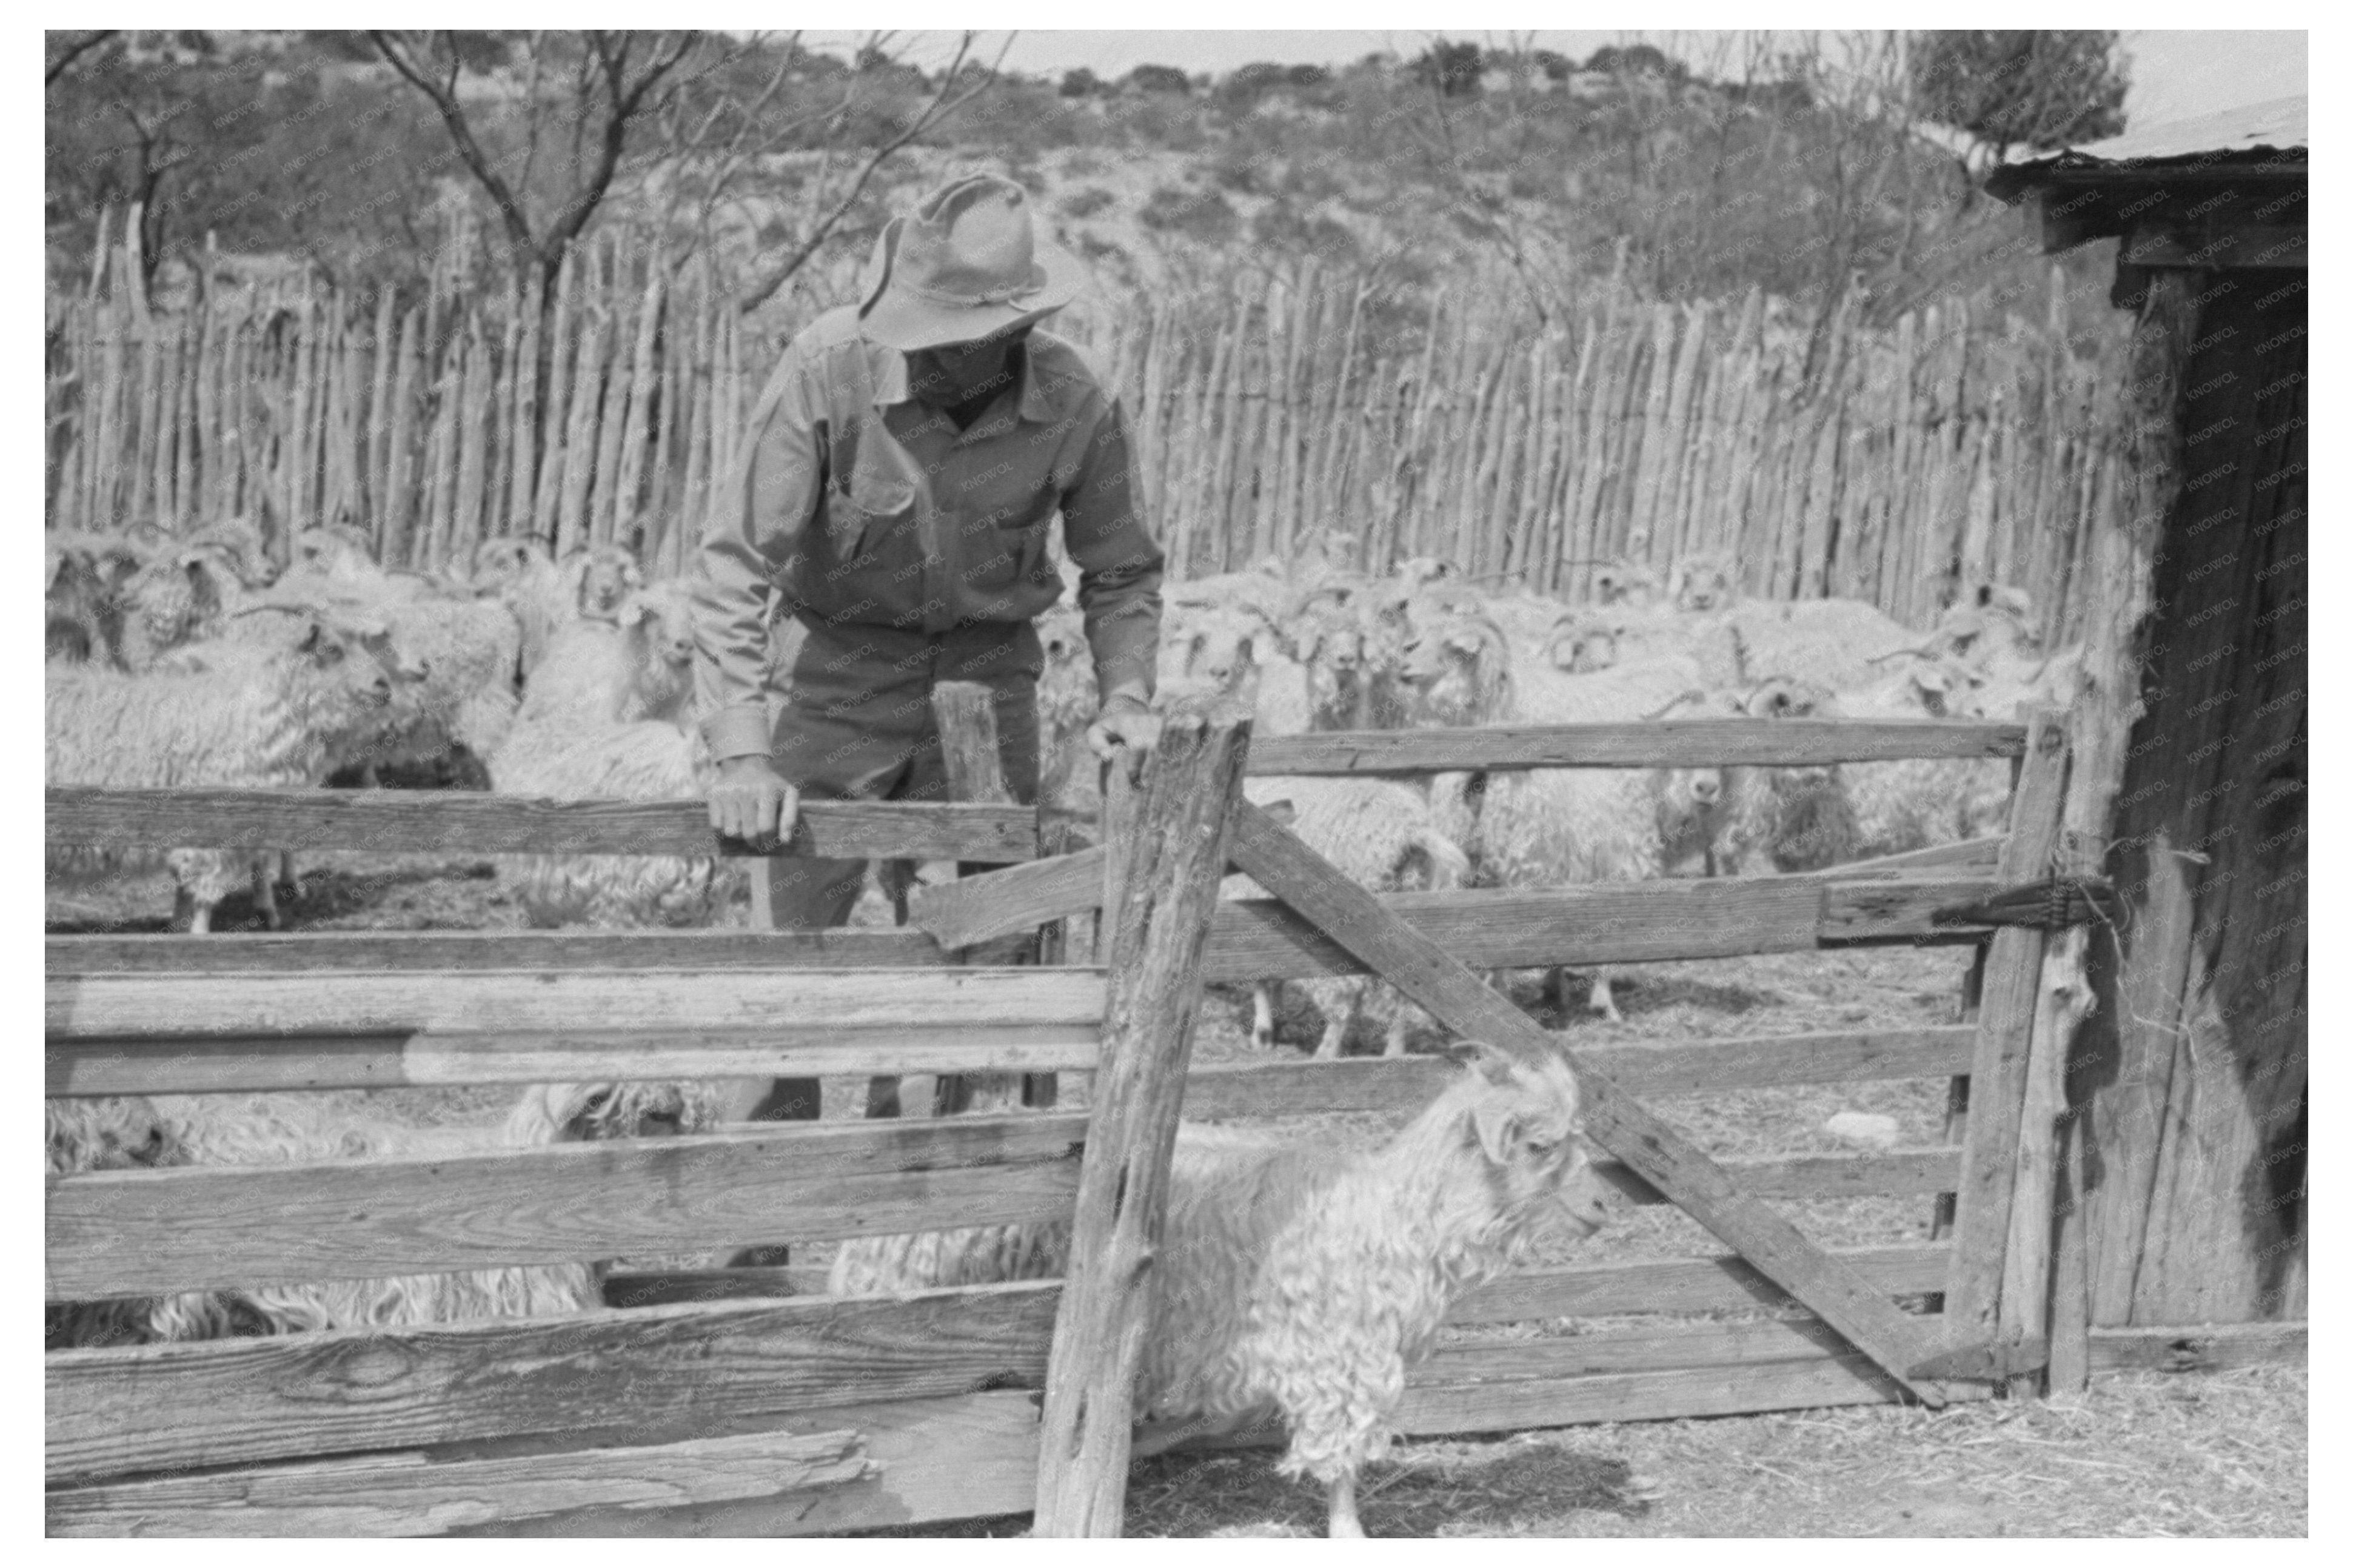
xmin=250 ymin=857 xmax=281 ymax=931
xmin=1328 ymin=1470 xmax=1367 ymax=1539
xmin=1588 ymin=965 xmax=1624 ymax=1024
xmin=1251 ymin=982 xmax=1278 ymax=1050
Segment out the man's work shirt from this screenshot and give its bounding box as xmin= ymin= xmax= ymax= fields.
xmin=694 ymin=306 xmax=1165 ymax=763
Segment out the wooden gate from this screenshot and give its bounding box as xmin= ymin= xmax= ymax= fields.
xmin=47 ymin=705 xmax=2105 ymax=1535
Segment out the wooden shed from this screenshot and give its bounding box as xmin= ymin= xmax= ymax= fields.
xmin=1985 ymin=96 xmax=2306 ymax=1357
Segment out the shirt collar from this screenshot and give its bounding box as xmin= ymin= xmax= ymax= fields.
xmin=868 ymin=338 xmax=1058 ymax=426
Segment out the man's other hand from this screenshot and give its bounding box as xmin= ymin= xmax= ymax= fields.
xmin=710 ymin=757 xmax=798 ymax=850
xmin=1085 ymin=693 xmax=1162 ymax=785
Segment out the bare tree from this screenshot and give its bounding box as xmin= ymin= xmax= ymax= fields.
xmin=369 ymin=29 xmax=702 ymax=299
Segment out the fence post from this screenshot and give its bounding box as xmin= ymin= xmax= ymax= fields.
xmin=1941 ymin=707 xmax=2072 ymax=1367
xmin=1033 ymin=711 xmax=1250 ymax=1538
xmin=928 ymin=681 xmax=1051 ymax=1116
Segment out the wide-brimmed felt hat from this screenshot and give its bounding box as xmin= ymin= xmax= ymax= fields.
xmin=856 ymin=173 xmax=1088 ymax=351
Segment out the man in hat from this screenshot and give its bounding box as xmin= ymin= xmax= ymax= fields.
xmin=694 ymin=173 xmax=1165 ymax=1127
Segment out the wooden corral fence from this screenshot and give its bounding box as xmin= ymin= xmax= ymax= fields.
xmin=44 ymin=707 xmax=2299 ymax=1536
xmin=49 ymin=209 xmax=2124 ymax=649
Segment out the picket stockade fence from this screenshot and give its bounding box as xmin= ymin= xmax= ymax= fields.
xmin=49 ymin=208 xmax=2123 ymax=650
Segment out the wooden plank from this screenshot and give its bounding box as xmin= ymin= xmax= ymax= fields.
xmin=1834 ymin=835 xmax=2004 ymax=876
xmin=2084 ymin=1322 xmax=2307 ymax=1375
xmin=1943 ymin=711 xmax=2071 ymax=1350
xmin=1180 ymin=1027 xmax=1976 ymax=1121
xmin=47 ymin=966 xmax=1103 ymax=1039
xmin=44 ymin=787 xmax=1038 ymax=862
xmin=1223 ymin=799 xmax=1951 ymax=1406
xmin=1396 ymin=1346 xmax=1992 ymax=1437
xmin=928 ymin=679 xmax=1052 ymax=1111
xmin=47 ymin=1283 xmax=1058 ymax=1485
xmin=446 ymin=1393 xmax=1042 ymax=1539
xmin=47 ymin=1426 xmax=874 ymax=1538
xmin=1593 ymin=1148 xmax=1960 ymax=1207
xmin=575 ymin=1241 xmax=1956 ymax=1330
xmin=1200 ymin=874 xmax=1996 ymax=983
xmin=1035 ymin=711 xmax=1249 ymax=1537
xmin=1244 ymin=718 xmax=2026 ymax=775
xmin=48 ymin=1114 xmax=1087 ymax=1301
xmin=49 ymin=1024 xmax=1103 ymax=1099
xmin=909 ymin=846 xmax=1106 ymax=950
xmin=1450 ymin=1242 xmax=1952 ymax=1323
xmin=599 ymin=1265 xmax=830 ymax=1308
xmin=48 ymin=929 xmax=951 ymax=973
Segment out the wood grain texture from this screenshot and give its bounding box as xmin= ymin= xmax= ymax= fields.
xmin=1199 ymin=876 xmax=1995 ymax=983
xmin=2084 ymin=1321 xmax=2306 ymax=1374
xmin=45 ymin=875 xmax=1991 ymax=989
xmin=598 ymin=1265 xmax=830 ymax=1308
xmin=1592 ymin=1148 xmax=1961 ymax=1207
xmin=910 ymin=846 xmax=1106 ymax=950
xmin=444 ymin=1393 xmax=1043 ymax=1538
xmin=1035 ymin=712 xmax=1248 ymax=1538
xmin=48 ymin=1114 xmax=1087 ymax=1301
xmin=1243 ymin=717 xmax=2025 ymax=775
xmin=49 ymin=929 xmax=951 ymax=973
xmin=1833 ymin=835 xmax=2005 ymax=876
xmin=50 ymin=1024 xmax=1105 ymax=1098
xmin=1943 ymin=710 xmax=2071 ymax=1347
xmin=45 ymin=786 xmax=1037 ymax=862
xmin=1396 ymin=1345 xmax=1993 ymax=1436
xmin=47 ymin=966 xmax=1105 ymax=1039
xmin=47 ymin=1282 xmax=1060 ymax=1485
xmin=1223 ymin=797 xmax=1951 ymax=1407
xmin=1181 ymin=1028 xmax=1974 ymax=1121
xmin=1449 ymin=1243 xmax=1952 ymax=1323
xmin=47 ymin=1426 xmax=874 ymax=1538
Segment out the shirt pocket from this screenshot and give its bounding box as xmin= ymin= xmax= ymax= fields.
xmin=828 ymin=444 xmax=919 ymax=565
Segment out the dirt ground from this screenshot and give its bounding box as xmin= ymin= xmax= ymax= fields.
xmin=47 ymin=854 xmax=2309 ymax=1538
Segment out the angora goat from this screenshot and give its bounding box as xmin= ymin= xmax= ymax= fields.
xmin=832 ymin=1041 xmax=1607 ymax=1538
xmin=1170 ymin=615 xmax=1470 ymax=1056
xmin=1705 ymin=677 xmax=1864 ymax=875
xmin=1835 ymin=655 xmax=2013 ymax=857
xmin=1235 ymin=775 xmax=1472 ymax=1058
xmin=490 ymin=719 xmax=745 ymax=926
xmin=45 ymin=607 xmax=418 ymax=932
xmin=1400 ymin=612 xmax=1725 ymax=1022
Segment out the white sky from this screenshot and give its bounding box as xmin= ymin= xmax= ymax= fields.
xmin=808 ymin=26 xmax=2306 ymax=133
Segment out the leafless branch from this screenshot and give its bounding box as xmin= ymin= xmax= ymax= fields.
xmin=369 ymin=30 xmax=541 ymax=267
xmin=734 ymin=31 xmax=1008 ymax=315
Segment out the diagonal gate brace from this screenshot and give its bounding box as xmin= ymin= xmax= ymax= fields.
xmin=1223 ymin=799 xmax=1951 ymax=1408
xmin=908 ymin=802 xmax=1296 ymax=952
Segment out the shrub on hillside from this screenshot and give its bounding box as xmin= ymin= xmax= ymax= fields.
xmin=1126 ymin=63 xmax=1191 ymax=95
xmin=1059 ymin=185 xmax=1118 ymax=219
xmin=1139 ymin=184 xmax=1239 ymax=245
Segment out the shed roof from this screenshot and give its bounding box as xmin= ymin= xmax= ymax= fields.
xmin=1988 ymin=95 xmax=2306 ymax=202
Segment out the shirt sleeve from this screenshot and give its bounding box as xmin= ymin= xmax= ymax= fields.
xmin=1059 ymin=397 xmax=1165 ymax=702
xmin=694 ymin=338 xmax=826 ymax=762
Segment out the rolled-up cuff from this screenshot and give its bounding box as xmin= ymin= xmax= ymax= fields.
xmin=702 ymin=703 xmax=775 ymax=763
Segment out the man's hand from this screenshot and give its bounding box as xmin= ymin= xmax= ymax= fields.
xmin=1085 ymin=692 xmax=1162 ymax=785
xmin=709 ymin=756 xmax=798 ymax=851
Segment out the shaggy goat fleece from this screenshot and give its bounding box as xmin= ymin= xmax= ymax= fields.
xmin=831 ymin=1046 xmax=1603 ymax=1517
xmin=46 ymin=1093 xmax=598 ymax=1348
